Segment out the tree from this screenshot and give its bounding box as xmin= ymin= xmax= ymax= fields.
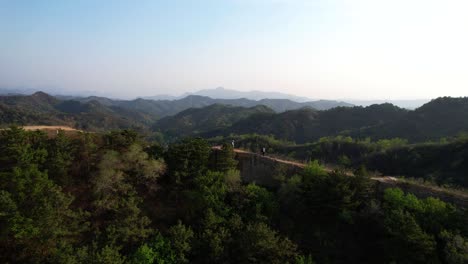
xmin=45 ymin=130 xmax=74 ymax=186
xmin=121 ymin=144 xmax=166 ymax=194
xmin=302 ymin=160 xmax=328 ymax=179
xmin=0 ymin=166 xmax=87 ymax=263
xmin=382 ymin=188 xmax=438 ymax=263
xmin=211 ymin=143 xmax=238 ymax=173
xmin=440 ymin=230 xmax=468 ymax=264
xmin=279 ymin=161 xmax=374 ymax=261
xmin=71 ymin=132 xmax=98 ymax=182
xmin=164 ymin=138 xmax=210 ymax=187
xmin=184 ymin=171 xmax=228 ymax=221
xmin=224 ymin=169 xmax=242 ymax=192
xmin=94 ymin=244 xmax=126 ymax=264
xmin=239 ymin=184 xmax=278 ymax=224
xmin=195 ymin=208 xmax=231 ymax=263
xmin=383 ymin=208 xmax=437 ymax=263
xmin=337 ymin=155 xmax=351 ymax=168
xmin=131 ymin=233 xmax=177 ymax=264
xmin=0 ymin=126 xmax=47 ymax=171
xmin=168 ymin=221 xmax=194 ymax=264
xmin=92 ymin=150 xmax=153 ymax=247
xmin=104 ymin=130 xmax=140 ymax=151
xmin=295 ymin=255 xmax=315 ymax=264
xmin=145 ymin=142 xmax=165 ymax=160
xmin=236 ymin=222 xmax=298 ymax=264
xmin=351 ymin=165 xmax=375 ymax=203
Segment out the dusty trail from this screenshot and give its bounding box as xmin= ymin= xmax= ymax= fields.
xmin=22 ymin=125 xmax=80 ymax=131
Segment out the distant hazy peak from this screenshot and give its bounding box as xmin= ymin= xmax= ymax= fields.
xmin=192 ymin=87 xmax=313 ymax=102
xmin=144 ymin=87 xmax=314 ymax=102
xmin=31 ymin=91 xmax=49 ymax=97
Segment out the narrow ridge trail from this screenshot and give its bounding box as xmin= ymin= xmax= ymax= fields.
xmin=212 ymin=146 xmax=468 ymax=207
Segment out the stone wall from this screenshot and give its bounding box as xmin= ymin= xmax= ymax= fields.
xmin=212 ymin=149 xmax=468 ymax=208
xmin=234 ymin=152 xmax=303 ymax=188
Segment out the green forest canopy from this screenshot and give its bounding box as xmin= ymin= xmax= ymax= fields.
xmin=0 ymin=127 xmax=466 ymax=263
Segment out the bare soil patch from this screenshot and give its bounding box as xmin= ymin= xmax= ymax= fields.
xmin=22 ymin=125 xmax=80 ymax=131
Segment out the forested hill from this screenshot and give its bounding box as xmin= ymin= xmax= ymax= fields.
xmin=155 ymin=104 xmax=274 ymax=138
xmin=226 ymin=103 xmax=408 ymax=143
xmin=156 ymin=103 xmax=408 ymax=143
xmin=155 ymin=97 xmax=468 ymax=143
xmin=351 ymin=97 xmax=468 ymax=141
xmin=0 ymin=92 xmax=156 ymax=131
xmin=227 ymin=98 xmax=468 ymax=143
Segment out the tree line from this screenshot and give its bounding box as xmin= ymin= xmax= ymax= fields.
xmin=0 ymin=127 xmax=467 ymax=263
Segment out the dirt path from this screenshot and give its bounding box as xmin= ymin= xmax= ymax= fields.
xmin=217 ymin=146 xmax=318 ymax=169
xmin=258 ymin=154 xmax=306 ymax=168
xmin=22 ymin=125 xmax=80 ymax=131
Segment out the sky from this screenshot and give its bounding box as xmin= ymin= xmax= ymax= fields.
xmin=1 ymin=0 xmax=467 ymax=100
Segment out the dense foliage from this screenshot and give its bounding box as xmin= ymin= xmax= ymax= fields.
xmin=0 ymin=128 xmax=466 ymax=263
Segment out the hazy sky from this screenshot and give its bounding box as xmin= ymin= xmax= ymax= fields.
xmin=1 ymin=0 xmax=467 ymax=99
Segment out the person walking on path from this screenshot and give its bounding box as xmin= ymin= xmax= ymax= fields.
xmin=262 ymin=147 xmax=266 ymax=156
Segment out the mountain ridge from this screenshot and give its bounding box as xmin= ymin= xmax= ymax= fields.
xmin=3 ymin=92 xmax=468 ymax=144
xmin=72 ymin=94 xmax=353 ymax=115
xmin=143 ymin=87 xmax=314 ymax=102
xmin=155 ymin=97 xmax=468 ymax=143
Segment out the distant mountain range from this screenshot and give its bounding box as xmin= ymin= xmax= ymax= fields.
xmin=58 ymin=94 xmax=353 ymax=114
xmin=144 ymin=87 xmax=431 ymax=109
xmin=0 ymin=87 xmax=107 ymax=98
xmin=0 ymin=91 xmax=351 ymax=131
xmin=2 ymin=87 xmax=433 ymax=109
xmin=2 ymin=92 xmax=467 ymax=144
xmin=346 ymin=99 xmax=431 ymax=109
xmin=155 ymin=97 xmax=468 ymax=143
xmin=143 ymin=87 xmax=314 ymax=102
